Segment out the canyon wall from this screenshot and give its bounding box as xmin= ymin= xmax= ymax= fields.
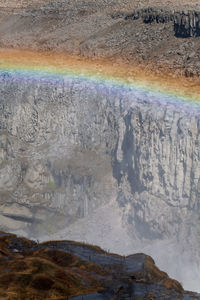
xmin=0 ymin=72 xmax=199 ymax=239
xmin=0 ymin=72 xmax=200 ymax=290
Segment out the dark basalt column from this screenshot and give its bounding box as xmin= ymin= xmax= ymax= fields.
xmin=124 ymin=8 xmax=200 ymax=37
xmin=174 ymin=12 xmax=200 ymax=37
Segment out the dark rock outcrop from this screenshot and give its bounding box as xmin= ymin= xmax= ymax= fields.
xmin=124 ymin=7 xmax=175 ymax=23
xmin=0 ymin=231 xmax=199 ymax=299
xmin=174 ymin=11 xmax=200 ymax=37
xmin=125 ymin=7 xmax=200 ymax=37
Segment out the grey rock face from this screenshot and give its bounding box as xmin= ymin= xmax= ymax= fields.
xmin=0 ymin=72 xmax=199 ymax=235
xmin=0 ymin=72 xmax=200 ymax=290
xmin=0 ymin=74 xmax=119 ymax=236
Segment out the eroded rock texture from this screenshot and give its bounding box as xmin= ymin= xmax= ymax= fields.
xmin=0 ymin=72 xmax=200 ymax=290
xmin=0 ymin=73 xmax=199 ymax=233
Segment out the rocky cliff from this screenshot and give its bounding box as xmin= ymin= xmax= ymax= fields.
xmin=0 ymin=0 xmax=200 ymax=293
xmin=0 ymin=69 xmax=200 ymax=291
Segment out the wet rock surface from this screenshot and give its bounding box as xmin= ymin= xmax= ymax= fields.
xmin=0 ymin=231 xmax=199 ymax=299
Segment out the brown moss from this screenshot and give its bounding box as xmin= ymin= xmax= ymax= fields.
xmin=33 ymin=249 xmax=77 ymax=267
xmin=40 ymin=240 xmax=121 ymax=258
xmin=30 ymin=274 xmax=54 ymax=290
xmin=7 ymin=260 xmax=28 ymax=272
xmin=162 ymin=278 xmax=183 ymax=293
xmin=0 ymin=273 xmax=14 ymax=289
xmin=143 ymin=255 xmax=168 ymax=283
xmin=0 ymin=246 xmax=104 ymax=300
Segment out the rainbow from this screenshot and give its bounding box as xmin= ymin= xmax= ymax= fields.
xmin=0 ymin=48 xmax=200 ymax=112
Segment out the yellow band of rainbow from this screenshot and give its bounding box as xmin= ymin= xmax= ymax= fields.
xmin=0 ymin=48 xmax=200 ymax=107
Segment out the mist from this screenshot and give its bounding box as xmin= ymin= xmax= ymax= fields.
xmin=1 ymin=72 xmax=200 ymax=295
xmin=38 ymin=198 xmax=200 ymax=293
